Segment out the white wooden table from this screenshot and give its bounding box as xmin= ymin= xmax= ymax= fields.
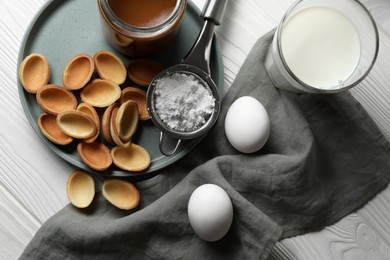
xmin=1 ymin=0 xmax=389 ymax=259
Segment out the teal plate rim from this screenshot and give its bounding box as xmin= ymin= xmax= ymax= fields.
xmin=17 ymin=0 xmax=224 ymax=182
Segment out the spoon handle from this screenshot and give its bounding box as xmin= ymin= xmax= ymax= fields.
xmin=182 ymin=0 xmax=228 ymax=73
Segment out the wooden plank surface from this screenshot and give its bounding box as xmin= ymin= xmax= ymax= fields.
xmin=0 ymin=0 xmax=389 ymax=259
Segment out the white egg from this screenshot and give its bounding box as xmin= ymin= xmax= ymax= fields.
xmin=187 ymin=184 xmax=233 ymax=242
xmin=225 ymin=96 xmax=270 ymax=153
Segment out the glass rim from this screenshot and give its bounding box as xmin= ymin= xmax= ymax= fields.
xmin=276 ymin=0 xmax=380 ymax=93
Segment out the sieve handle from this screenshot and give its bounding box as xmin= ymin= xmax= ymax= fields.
xmin=201 ymin=0 xmax=228 ymax=25
xmin=182 ymin=0 xmax=228 ymax=73
xmin=159 ymin=132 xmax=182 ymax=156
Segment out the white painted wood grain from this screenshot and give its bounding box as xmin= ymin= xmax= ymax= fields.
xmin=0 ymin=0 xmax=71 ymax=259
xmin=270 ymin=184 xmax=390 ymax=260
xmin=0 ymin=0 xmax=390 ymax=259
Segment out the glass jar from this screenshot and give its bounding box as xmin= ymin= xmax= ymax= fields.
xmin=98 ymin=0 xmax=187 ymax=57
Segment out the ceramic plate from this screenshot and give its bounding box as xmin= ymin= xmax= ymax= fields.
xmin=17 ymin=0 xmax=224 ymax=181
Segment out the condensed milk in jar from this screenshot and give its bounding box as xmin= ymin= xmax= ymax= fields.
xmin=98 ymin=0 xmax=187 ymax=56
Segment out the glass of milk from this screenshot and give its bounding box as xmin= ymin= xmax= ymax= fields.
xmin=265 ymin=0 xmax=379 ymax=93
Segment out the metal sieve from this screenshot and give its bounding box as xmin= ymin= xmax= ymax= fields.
xmin=147 ymin=0 xmax=228 ymax=156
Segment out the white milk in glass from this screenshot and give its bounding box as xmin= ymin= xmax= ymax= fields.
xmin=280 ymin=6 xmax=361 ymax=89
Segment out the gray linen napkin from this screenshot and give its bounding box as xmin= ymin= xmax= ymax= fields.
xmin=20 ymin=31 xmax=390 ymax=259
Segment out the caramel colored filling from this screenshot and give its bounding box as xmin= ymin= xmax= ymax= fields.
xmin=108 ymin=0 xmax=177 ymax=27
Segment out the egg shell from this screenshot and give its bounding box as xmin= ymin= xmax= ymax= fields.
xmin=19 ymin=53 xmax=51 ymax=94
xmin=94 ymin=50 xmax=127 ymax=85
xmin=57 ymin=110 xmax=98 ymax=139
xmin=102 ymin=179 xmax=140 ymax=210
xmin=127 ymin=59 xmax=163 ymax=87
xmin=187 ymin=184 xmax=233 ymax=242
xmin=62 ymin=53 xmax=94 ymax=90
xmin=224 ymin=96 xmax=270 ymax=153
xmin=80 ymin=79 xmax=121 ymax=108
xmin=66 ymin=170 xmax=95 ymax=208
xmin=38 ymin=113 xmax=73 ymax=145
